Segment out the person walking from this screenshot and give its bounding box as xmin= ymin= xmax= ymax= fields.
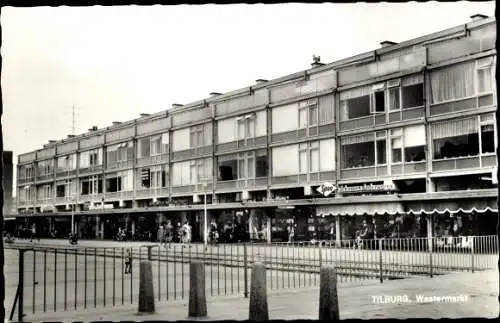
xmin=164 ymin=220 xmax=173 ymax=248
xmin=124 ymin=247 xmax=133 ymax=274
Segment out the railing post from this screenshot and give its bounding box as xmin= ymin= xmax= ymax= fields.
xmin=147 ymin=246 xmax=153 ymax=261
xmin=244 ymin=243 xmax=249 ymax=298
xmin=428 ymin=236 xmax=433 ymax=278
xmin=471 ymin=236 xmax=475 ymax=274
xmin=18 ymin=249 xmax=25 ymax=322
xmin=378 ymin=238 xmax=383 ymax=283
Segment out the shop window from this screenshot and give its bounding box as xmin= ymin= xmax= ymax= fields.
xmin=402 ymin=83 xmax=424 ymax=108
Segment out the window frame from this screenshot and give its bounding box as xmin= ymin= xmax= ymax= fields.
xmin=479 ymin=116 xmax=496 ymax=155
xmin=475 ymin=58 xmax=494 ymax=95
xmin=298 ymin=100 xmax=319 ymax=130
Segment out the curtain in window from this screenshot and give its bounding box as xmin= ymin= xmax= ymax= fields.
xmin=172 ymin=128 xmax=190 ymax=151
xmin=319 ymin=139 xmax=335 ymax=171
xmin=341 ymin=133 xmax=375 ymax=145
xmin=218 ymin=118 xmax=235 ymax=143
xmin=138 ymin=138 xmax=150 ymax=158
xmin=430 ymin=61 xmax=476 ymax=103
xmin=172 ymin=161 xmax=191 ymax=185
xmin=272 ymin=103 xmax=298 ymax=133
xmin=80 ymin=152 xmax=90 ymax=168
xmin=272 ymin=144 xmax=299 ymax=176
xmin=318 ymin=95 xmax=334 ymax=125
xmin=299 ymin=108 xmax=308 ymax=128
xmin=388 ymin=87 xmax=400 ymax=110
xmin=402 ymin=74 xmax=424 ymax=86
xmin=340 ymin=100 xmax=349 ymax=121
xmin=431 ymin=117 xmax=478 ymax=139
xmin=254 ymin=110 xmax=267 ymax=137
xmin=204 ymin=123 xmax=213 ymax=146
xmin=404 ymin=125 xmax=426 ymax=147
xmin=310 ymin=148 xmax=320 ymax=172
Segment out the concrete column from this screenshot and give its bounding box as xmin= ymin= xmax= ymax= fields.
xmin=335 ymin=216 xmax=341 ymax=247
xmin=95 ymin=216 xmax=100 ymax=239
xmin=266 ymin=216 xmax=271 ymax=244
xmin=131 ymin=219 xmax=136 ymax=238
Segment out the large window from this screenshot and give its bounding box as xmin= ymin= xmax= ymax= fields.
xmin=190 ymin=124 xmax=212 ymax=148
xmin=432 ymin=115 xmax=496 ymax=159
xmin=171 ymin=161 xmax=191 ymax=185
xmin=299 ymin=142 xmax=319 ymax=173
xmin=390 ymin=125 xmax=426 ymax=163
xmin=137 ymin=133 xmax=168 ymax=158
xmin=299 ymin=99 xmax=319 ymax=128
xmin=37 ymin=160 xmax=54 ymax=176
xmin=106 ymin=170 xmax=133 ymax=193
xmin=341 ymin=132 xmax=387 ymax=168
xmin=218 ymin=150 xmax=266 ymax=181
xmin=80 ymin=175 xmax=103 ymax=195
xmin=80 ymin=148 xmax=103 ymax=168
xmin=340 ymin=86 xmax=371 ymax=120
xmin=430 ymin=58 xmax=494 ymax=104
xmin=20 ymin=165 xmax=34 ymax=179
xmin=190 ymin=158 xmax=212 ymax=184
xmin=38 ymin=184 xmax=52 ymax=200
xmin=56 ymin=154 xmax=77 ymax=172
xmin=388 ymin=75 xmax=425 ymax=110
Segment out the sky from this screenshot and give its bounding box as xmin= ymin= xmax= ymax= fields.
xmin=1 ymin=2 xmax=496 ymax=195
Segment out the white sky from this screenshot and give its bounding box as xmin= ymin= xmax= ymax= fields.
xmin=1 ymin=2 xmax=496 ymax=193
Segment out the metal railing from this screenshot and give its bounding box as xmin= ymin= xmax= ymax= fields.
xmin=7 ymin=235 xmax=498 ymax=321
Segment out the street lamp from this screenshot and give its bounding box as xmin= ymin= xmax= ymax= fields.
xmin=200 ymin=178 xmax=210 ymax=249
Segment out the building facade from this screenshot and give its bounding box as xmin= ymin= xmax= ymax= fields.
xmin=14 ymin=15 xmax=497 ymax=243
xmin=3 ymin=151 xmax=13 ymax=216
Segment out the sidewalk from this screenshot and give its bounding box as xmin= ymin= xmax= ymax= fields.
xmin=23 ymin=269 xmax=499 ymax=321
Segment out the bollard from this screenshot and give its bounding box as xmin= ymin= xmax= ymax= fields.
xmin=249 ymin=262 xmax=269 ymax=321
xmin=188 ymin=261 xmax=208 ymax=318
xmin=137 ymin=261 xmax=155 ymax=314
xmin=319 ymin=266 xmax=339 ymax=321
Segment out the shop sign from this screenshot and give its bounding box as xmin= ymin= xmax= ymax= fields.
xmin=338 ymin=183 xmax=397 ymax=194
xmin=316 ymin=182 xmax=336 ymax=197
xmin=89 ymin=203 xmax=114 ymax=210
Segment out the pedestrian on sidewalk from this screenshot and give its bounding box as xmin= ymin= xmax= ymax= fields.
xmin=124 ymin=247 xmax=133 ymax=274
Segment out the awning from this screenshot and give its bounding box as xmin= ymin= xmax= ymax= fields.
xmin=316 ymin=202 xmax=405 ymax=217
xmin=407 ymin=199 xmax=498 ymax=215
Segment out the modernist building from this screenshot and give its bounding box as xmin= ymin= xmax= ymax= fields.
xmin=14 ymin=14 xmax=497 ymax=242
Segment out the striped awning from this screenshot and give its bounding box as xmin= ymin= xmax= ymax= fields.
xmin=316 ymin=202 xmax=405 ymax=217
xmin=407 ymin=199 xmax=498 ymax=215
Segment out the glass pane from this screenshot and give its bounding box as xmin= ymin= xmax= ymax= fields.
xmin=376 ymin=140 xmax=386 ymax=164
xmin=247 ymin=118 xmax=255 ymax=138
xmin=238 ymin=159 xmax=246 ymax=179
xmin=481 ymin=124 xmax=495 ymax=153
xmin=238 ymin=120 xmax=245 ymax=140
xmin=190 ymin=166 xmax=197 ymax=184
xmin=392 ymin=148 xmax=402 ymax=163
xmin=247 ymin=158 xmax=255 ymax=178
xmin=299 ymin=108 xmax=307 ymax=128
xmin=477 ymin=68 xmax=492 ymax=94
xmin=402 ymin=84 xmax=424 ymax=109
xmin=389 ymin=87 xmax=400 ymax=110
xmin=309 ymin=106 xmax=318 ymax=126
xmin=310 ymin=149 xmax=319 ymax=172
xmin=405 ymin=146 xmax=426 ymax=162
xmin=299 ymin=150 xmax=307 ymax=173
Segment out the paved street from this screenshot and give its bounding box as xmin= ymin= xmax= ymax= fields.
xmin=12 ymin=269 xmax=500 ymax=321
xmin=5 ymin=238 xmax=497 ymax=320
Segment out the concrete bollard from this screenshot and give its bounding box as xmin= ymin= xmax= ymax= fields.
xmin=319 ymin=266 xmax=339 ymax=320
xmin=188 ymin=261 xmax=208 ymax=318
xmin=137 ymin=261 xmax=155 ymax=314
xmin=249 ymin=262 xmax=269 ymax=321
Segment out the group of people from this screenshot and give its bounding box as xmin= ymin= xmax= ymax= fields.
xmin=157 ymin=221 xmax=192 ymax=248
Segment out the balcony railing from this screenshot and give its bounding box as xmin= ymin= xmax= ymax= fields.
xmin=79 ymin=165 xmax=104 ymax=175
xmin=135 ymin=188 xmax=170 ymax=199
xmin=104 ymin=191 xmax=134 ymax=201
xmin=339 ymin=113 xmax=386 ymax=132
xmin=429 ymin=93 xmax=494 ymax=117
xmin=36 ymin=173 xmax=54 ymax=182
xmin=55 ymin=169 xmax=77 ymax=178
xmin=18 ymin=177 xmax=35 ymax=185
xmin=431 ymin=155 xmax=496 ymax=172
xmin=340 ymin=165 xmax=387 ymax=180
xmin=136 ymin=153 xmax=169 ymax=167
xmin=391 ymin=161 xmax=427 ymax=176
xmin=388 ymin=106 xmax=425 ymax=123
xmin=78 ymin=194 xmax=104 ymax=203
xmin=170 ymin=184 xmax=195 ymax=195
xmin=106 ymin=160 xmax=134 ymax=171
